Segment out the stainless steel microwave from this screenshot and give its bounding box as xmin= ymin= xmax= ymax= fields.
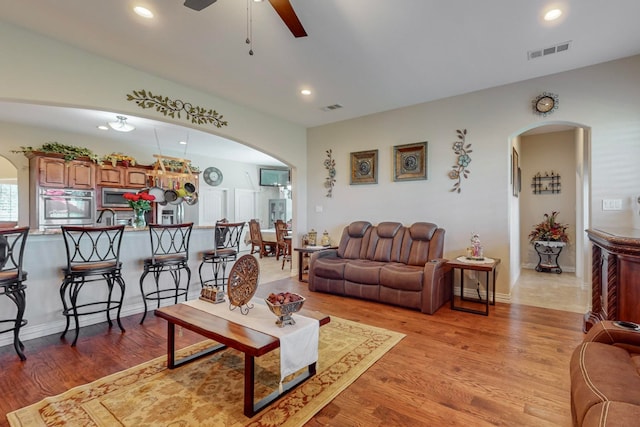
xmin=101 ymin=187 xmax=134 ymax=208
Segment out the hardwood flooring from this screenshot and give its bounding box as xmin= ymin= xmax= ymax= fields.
xmin=0 ymin=275 xmax=585 ymax=426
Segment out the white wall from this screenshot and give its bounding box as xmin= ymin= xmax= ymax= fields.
xmin=307 ymin=55 xmax=640 ymax=299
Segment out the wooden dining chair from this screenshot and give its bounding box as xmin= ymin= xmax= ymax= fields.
xmin=248 ymin=219 xmax=276 ymax=258
xmin=274 ymin=220 xmax=289 ymax=261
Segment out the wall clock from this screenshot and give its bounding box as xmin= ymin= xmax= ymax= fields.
xmin=203 ymin=166 xmax=223 ymax=186
xmin=532 ymin=92 xmax=559 ymax=116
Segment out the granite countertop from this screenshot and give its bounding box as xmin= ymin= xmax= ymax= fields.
xmin=29 ymin=224 xmax=215 ymax=236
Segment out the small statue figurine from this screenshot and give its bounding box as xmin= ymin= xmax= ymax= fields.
xmin=469 ymin=232 xmax=483 ymax=259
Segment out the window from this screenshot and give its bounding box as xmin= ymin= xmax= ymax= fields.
xmin=0 ymin=183 xmax=18 ymax=221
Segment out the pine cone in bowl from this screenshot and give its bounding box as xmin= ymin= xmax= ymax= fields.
xmin=265 ymin=292 xmax=305 ymax=327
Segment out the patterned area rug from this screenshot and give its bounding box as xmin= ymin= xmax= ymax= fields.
xmin=7 ymin=317 xmax=404 ymax=427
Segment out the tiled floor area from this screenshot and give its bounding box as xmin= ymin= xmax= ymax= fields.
xmin=511 ymin=268 xmax=590 ymax=314
xmin=253 ymin=253 xmax=591 ymax=314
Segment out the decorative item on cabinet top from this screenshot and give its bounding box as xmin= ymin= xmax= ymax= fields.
xmin=531 ymin=171 xmax=561 ymax=194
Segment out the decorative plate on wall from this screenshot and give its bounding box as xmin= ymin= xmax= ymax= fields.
xmin=203 ymin=166 xmax=223 ymax=186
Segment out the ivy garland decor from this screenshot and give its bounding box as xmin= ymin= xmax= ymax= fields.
xmin=12 ymin=142 xmax=100 ymax=163
xmin=448 ymin=129 xmax=471 ymax=193
xmin=126 ymin=89 xmax=228 ymax=128
xmin=323 ymin=149 xmax=336 ymax=197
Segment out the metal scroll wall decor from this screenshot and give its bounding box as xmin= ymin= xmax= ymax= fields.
xmin=126 ymin=89 xmax=228 ymax=128
xmin=324 ymin=149 xmax=336 ymax=197
xmin=448 ymin=129 xmax=471 ymax=193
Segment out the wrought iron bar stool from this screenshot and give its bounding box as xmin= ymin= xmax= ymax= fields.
xmin=139 ymin=223 xmax=193 ymax=324
xmin=0 ymin=226 xmax=29 ymax=360
xmin=198 ymin=220 xmax=245 ymax=290
xmin=59 ymin=225 xmax=126 ymax=346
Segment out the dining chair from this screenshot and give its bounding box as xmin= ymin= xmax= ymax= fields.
xmin=199 ymin=220 xmax=245 ymax=289
xmin=60 ymin=225 xmax=126 ymax=346
xmin=139 ymin=223 xmax=193 ymax=324
xmin=0 ymin=226 xmax=29 ymax=360
xmin=274 ymin=219 xmax=289 ymax=261
xmin=248 ymin=219 xmax=276 ymax=258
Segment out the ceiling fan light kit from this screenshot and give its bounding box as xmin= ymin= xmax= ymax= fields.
xmin=107 ymin=116 xmax=135 ymax=132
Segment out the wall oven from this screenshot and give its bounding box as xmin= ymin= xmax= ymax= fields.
xmin=101 ymin=187 xmax=133 ymax=209
xmin=38 ymin=188 xmax=95 ymax=229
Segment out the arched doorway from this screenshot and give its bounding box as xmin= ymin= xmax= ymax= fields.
xmin=508 ymin=122 xmax=591 ymax=312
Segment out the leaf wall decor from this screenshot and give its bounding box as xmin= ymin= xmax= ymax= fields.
xmin=126 ymin=89 xmax=228 ymax=128
xmin=448 ymin=129 xmax=471 ymax=193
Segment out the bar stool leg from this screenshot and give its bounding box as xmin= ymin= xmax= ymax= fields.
xmin=114 ymin=274 xmax=126 ymax=332
xmin=139 ymin=268 xmax=151 ymax=325
xmin=7 ymin=286 xmax=27 ymax=361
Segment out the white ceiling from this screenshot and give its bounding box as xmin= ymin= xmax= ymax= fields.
xmin=1 ymin=1 xmax=640 ymax=160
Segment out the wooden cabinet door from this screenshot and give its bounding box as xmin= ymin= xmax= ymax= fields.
xmin=618 ymin=254 xmax=640 ymax=323
xmin=97 ymin=166 xmax=124 ymax=186
xmin=124 ymin=168 xmax=148 ymax=188
xmin=68 ymin=161 xmax=95 ymax=189
xmin=38 ymin=157 xmax=67 ymax=187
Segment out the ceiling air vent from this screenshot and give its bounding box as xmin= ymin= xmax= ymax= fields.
xmin=527 ymin=41 xmax=571 ymax=60
xmin=321 ymin=104 xmax=343 ymax=112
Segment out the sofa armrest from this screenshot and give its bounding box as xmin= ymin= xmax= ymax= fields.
xmin=420 ymin=258 xmax=453 ymax=314
xmin=308 ymin=249 xmax=339 ymax=290
xmin=583 ymin=320 xmax=640 ymax=353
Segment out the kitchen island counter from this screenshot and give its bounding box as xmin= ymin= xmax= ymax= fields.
xmin=0 ymin=225 xmax=222 ymax=347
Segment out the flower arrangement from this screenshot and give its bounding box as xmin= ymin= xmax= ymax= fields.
xmin=102 ymin=153 xmax=137 ymax=167
xmin=123 ymin=192 xmax=155 ymax=211
xmin=528 ymin=211 xmax=569 ymax=243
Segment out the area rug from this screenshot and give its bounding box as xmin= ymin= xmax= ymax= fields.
xmin=7 ymin=317 xmax=404 ymax=427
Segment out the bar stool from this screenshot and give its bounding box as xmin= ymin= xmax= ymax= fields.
xmin=198 ymin=220 xmax=245 ymax=290
xmin=60 ymin=225 xmax=126 ymax=347
xmin=139 ymin=223 xmax=193 ymax=324
xmin=0 ymin=227 xmax=29 ymax=360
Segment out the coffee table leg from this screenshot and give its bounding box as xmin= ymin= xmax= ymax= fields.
xmin=244 ymin=355 xmax=255 ymax=417
xmin=167 ymin=322 xmax=176 ymax=368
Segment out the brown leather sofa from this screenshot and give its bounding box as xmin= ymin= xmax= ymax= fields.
xmin=570 ymin=320 xmax=640 ymax=426
xmin=308 ymin=221 xmax=451 ymax=314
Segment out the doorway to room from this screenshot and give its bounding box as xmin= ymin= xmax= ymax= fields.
xmin=509 ymin=123 xmax=591 ymax=313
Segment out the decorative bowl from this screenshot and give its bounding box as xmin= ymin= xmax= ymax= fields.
xmin=265 ymin=292 xmax=305 ymax=327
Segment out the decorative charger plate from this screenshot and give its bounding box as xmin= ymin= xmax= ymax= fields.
xmin=227 ymin=254 xmax=260 ymax=307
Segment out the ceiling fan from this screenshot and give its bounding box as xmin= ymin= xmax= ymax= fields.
xmin=183 ymin=0 xmax=307 ymax=38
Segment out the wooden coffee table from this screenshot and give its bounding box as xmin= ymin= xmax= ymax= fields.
xmin=154 ymin=303 xmax=330 ymax=417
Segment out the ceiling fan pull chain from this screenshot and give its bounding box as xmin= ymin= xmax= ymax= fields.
xmin=246 ymin=0 xmax=254 ymax=55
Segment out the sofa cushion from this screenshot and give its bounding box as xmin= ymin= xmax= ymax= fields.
xmin=582 ymin=401 xmax=640 ymax=427
xmin=379 ymin=263 xmax=424 ymax=291
xmin=337 ymin=221 xmax=372 ymax=259
xmin=399 ymin=222 xmax=439 ymax=266
xmin=367 ymin=222 xmax=404 ymax=262
xmin=570 ymin=341 xmax=640 ymax=426
xmin=312 ymin=257 xmax=348 ymax=280
xmin=344 ymin=259 xmax=385 ymax=285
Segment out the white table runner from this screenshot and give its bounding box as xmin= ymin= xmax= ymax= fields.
xmin=183 ymin=298 xmax=319 ymax=385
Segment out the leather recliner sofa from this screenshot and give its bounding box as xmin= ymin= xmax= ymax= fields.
xmin=570 ymin=320 xmax=640 ymax=426
xmin=308 ymin=221 xmax=451 ymax=314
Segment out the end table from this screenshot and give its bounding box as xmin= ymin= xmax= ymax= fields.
xmin=447 ymin=256 xmax=500 ymax=316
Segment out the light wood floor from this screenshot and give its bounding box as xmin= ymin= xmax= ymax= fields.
xmin=0 ymin=253 xmax=585 ymax=426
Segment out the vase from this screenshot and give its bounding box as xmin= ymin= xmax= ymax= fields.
xmin=132 ymin=210 xmax=146 ymax=229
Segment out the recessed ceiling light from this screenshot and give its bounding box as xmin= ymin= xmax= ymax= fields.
xmin=97 ymin=125 xmax=109 ymax=131
xmin=134 ymin=6 xmax=154 ymax=19
xmin=179 ymin=141 xmax=187 ymax=145
xmin=301 ymin=89 xmax=312 ymax=96
xmin=544 ymin=9 xmax=562 ymax=21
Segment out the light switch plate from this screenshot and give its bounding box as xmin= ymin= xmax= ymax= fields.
xmin=602 ymin=199 xmax=623 ymax=211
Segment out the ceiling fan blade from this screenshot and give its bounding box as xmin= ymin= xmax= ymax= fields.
xmin=268 ymin=0 xmax=308 ymax=38
xmin=183 ymin=0 xmax=217 ymax=11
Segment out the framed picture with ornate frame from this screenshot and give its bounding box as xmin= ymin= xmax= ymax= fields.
xmin=512 ymin=147 xmax=519 ymax=197
xmin=393 ymin=142 xmax=427 ymax=182
xmin=350 ymin=149 xmax=378 ymax=185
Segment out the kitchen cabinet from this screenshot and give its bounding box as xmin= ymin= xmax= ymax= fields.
xmin=96 ymin=165 xmax=148 ymax=188
xmin=584 ymin=227 xmax=640 ymax=331
xmin=124 ymin=168 xmax=148 ymax=188
xmin=33 ymin=156 xmax=95 ymax=189
xmin=96 ymin=165 xmax=124 ymax=186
